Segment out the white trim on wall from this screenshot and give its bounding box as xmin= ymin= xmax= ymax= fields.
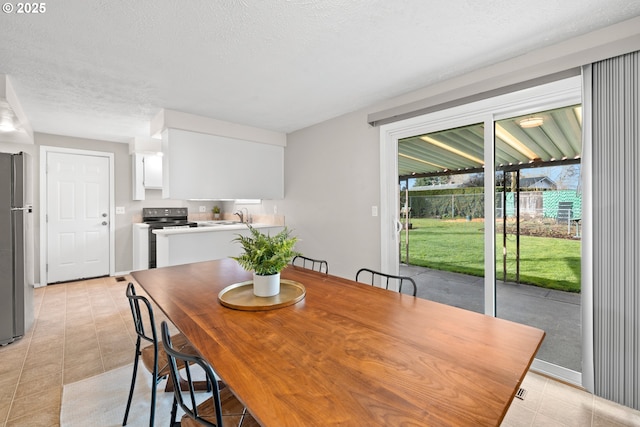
xmin=483 ymin=117 xmax=496 ymax=317
xmin=379 ymin=125 xmax=399 ymax=276
xmin=580 ymin=64 xmax=595 ymax=394
xmin=369 ymin=16 xmax=640 ymax=127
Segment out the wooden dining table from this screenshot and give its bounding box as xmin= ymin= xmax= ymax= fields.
xmin=132 ymin=258 xmax=545 ymax=426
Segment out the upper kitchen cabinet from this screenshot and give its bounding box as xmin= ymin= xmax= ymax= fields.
xmin=140 ymin=153 xmax=162 ymax=188
xmin=162 ymin=129 xmax=284 ymax=200
xmin=132 ymin=153 xmax=163 ymax=200
xmin=130 ymin=137 xmax=163 ymax=200
xmin=151 ymin=109 xmax=286 ymax=200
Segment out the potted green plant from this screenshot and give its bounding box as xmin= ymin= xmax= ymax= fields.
xmin=232 ymin=225 xmax=299 ymax=297
xmin=212 ymin=205 xmax=221 ymax=219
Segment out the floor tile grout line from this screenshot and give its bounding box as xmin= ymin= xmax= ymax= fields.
xmin=118 ymin=277 xmax=138 ymax=356
xmin=533 ymin=373 xmax=552 ymax=426
xmin=60 ymin=283 xmax=66 ymax=386
xmin=59 ymin=282 xmax=68 ymax=423
xmin=5 ymin=283 xmax=49 ymax=424
xmin=93 ymin=278 xmax=108 ymax=375
xmin=534 ymin=373 xmax=599 ymax=426
xmin=3 ymin=324 xmax=27 ymax=424
xmin=62 ymin=281 xmax=77 ymax=386
xmin=107 ymin=275 xmax=137 ymax=370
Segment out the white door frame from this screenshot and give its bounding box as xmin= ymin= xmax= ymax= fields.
xmin=379 ymin=76 xmax=588 ymax=387
xmin=39 ymin=146 xmax=115 ymax=284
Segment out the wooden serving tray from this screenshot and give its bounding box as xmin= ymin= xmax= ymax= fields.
xmin=218 ymin=279 xmax=306 ymax=311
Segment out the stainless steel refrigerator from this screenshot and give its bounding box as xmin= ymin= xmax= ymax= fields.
xmin=0 ymin=152 xmax=34 ymax=345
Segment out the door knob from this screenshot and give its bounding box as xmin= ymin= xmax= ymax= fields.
xmin=102 ymin=213 xmax=108 ymax=217
xmin=102 ymin=221 xmax=108 ymax=226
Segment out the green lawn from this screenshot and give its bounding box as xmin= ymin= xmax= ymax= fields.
xmin=399 ymin=218 xmax=581 ymax=292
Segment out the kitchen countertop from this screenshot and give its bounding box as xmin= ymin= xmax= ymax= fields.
xmin=152 ymin=222 xmax=280 ymax=235
xmin=133 ymin=220 xmax=285 ymax=270
xmin=152 ymin=222 xmax=285 ymax=268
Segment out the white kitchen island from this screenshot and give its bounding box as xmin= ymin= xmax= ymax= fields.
xmin=153 ymin=223 xmax=284 ymax=268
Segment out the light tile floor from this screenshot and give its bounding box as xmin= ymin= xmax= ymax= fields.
xmin=0 ymin=274 xmax=174 ymax=427
xmin=1 ymin=275 xmax=639 ymax=426
xmin=501 ymin=371 xmax=640 ymax=426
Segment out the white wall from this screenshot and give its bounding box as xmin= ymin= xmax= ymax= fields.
xmin=278 ymin=16 xmax=640 ymax=281
xmin=6 ymin=17 xmax=639 ymax=284
xmin=2 ymin=133 xmax=224 ymax=284
xmin=269 ymin=110 xmax=381 ymax=279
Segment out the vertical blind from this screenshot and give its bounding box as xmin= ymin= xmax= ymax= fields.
xmin=592 ymin=50 xmax=640 ymax=410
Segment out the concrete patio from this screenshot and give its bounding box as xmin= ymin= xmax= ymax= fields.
xmin=400 ymin=264 xmax=582 ymax=373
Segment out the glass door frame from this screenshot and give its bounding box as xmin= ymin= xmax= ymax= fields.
xmin=379 ymin=76 xmax=589 ymax=387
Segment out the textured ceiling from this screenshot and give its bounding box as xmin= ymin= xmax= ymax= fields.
xmin=1 ymin=0 xmax=640 ymax=143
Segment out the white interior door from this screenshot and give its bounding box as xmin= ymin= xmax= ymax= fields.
xmin=46 ymin=151 xmax=111 ymax=283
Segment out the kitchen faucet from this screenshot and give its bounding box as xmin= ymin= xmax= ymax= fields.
xmin=234 ymin=208 xmax=250 ymax=224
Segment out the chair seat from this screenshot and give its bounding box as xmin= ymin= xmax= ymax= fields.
xmin=180 ymin=388 xmax=259 ymax=427
xmin=141 ymin=332 xmax=196 ymax=377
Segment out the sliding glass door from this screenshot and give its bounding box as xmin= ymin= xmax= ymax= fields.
xmin=494 ymin=105 xmax=583 ymax=383
xmin=397 ymin=123 xmax=485 ymax=313
xmin=380 ymin=76 xmax=585 ymax=385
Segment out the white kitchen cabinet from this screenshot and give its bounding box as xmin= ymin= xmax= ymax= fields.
xmin=132 ymin=153 xmax=163 ymax=200
xmin=154 ymin=224 xmax=283 ymax=268
xmin=142 ymin=154 xmax=162 ymax=188
xmin=162 ymin=129 xmax=284 ymax=200
xmin=132 ymin=223 xmax=149 ymax=270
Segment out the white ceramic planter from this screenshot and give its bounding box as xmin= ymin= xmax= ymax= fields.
xmin=253 ymin=272 xmax=280 ymax=297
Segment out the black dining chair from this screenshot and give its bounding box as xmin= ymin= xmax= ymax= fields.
xmin=355 ymin=268 xmax=417 ymax=296
xmin=291 ymin=255 xmax=329 ymax=274
xmin=123 ymin=282 xmax=205 ymax=427
xmin=161 ymin=321 xmax=259 ymax=427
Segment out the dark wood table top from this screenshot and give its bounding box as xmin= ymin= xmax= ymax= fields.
xmin=132 ymin=258 xmax=544 ymax=426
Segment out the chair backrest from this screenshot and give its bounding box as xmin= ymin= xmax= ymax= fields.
xmin=161 ymin=321 xmax=224 ymax=427
xmin=292 ymin=255 xmax=329 ymax=274
xmin=126 ymin=282 xmax=157 ymax=347
xmin=355 ymin=268 xmax=417 ymax=296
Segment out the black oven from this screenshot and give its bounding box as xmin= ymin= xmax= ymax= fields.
xmin=142 ymin=207 xmax=198 ymax=268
